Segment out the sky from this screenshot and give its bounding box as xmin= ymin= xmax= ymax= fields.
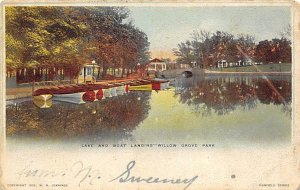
xmin=128 ymin=6 xmax=291 ymax=59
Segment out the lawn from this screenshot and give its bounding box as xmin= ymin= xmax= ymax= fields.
xmin=208 ymin=63 xmax=291 ymax=72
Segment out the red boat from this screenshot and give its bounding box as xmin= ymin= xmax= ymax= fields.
xmin=32 ymin=79 xmax=168 ymax=105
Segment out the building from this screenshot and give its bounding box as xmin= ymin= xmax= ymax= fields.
xmin=78 ymin=61 xmax=99 ymax=83
xmin=216 ymin=59 xmax=254 ymax=68
xmin=217 ymin=60 xmax=228 ymax=68
xmin=147 ymin=58 xmax=167 ymax=72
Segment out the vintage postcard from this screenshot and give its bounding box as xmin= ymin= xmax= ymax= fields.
xmin=1 ymin=0 xmax=300 ymax=189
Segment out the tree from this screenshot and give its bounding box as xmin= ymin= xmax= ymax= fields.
xmin=255 ymin=40 xmax=271 ymax=63
xmin=235 ymin=34 xmax=256 ymax=62
xmin=280 ymin=24 xmax=291 ymax=41
xmin=255 ymin=38 xmax=291 ymax=64
xmin=6 ymin=7 xmax=88 ymax=82
xmin=76 ymin=7 xmax=149 ymax=78
xmin=172 ymin=40 xmax=195 ymax=67
xmin=6 ymin=6 xmax=150 ymax=82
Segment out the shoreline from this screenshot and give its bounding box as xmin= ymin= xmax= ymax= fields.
xmin=5 ymin=72 xmax=292 ymax=101
xmin=204 ymin=70 xmax=291 ymax=76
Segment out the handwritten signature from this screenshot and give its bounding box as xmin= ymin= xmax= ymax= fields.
xmin=16 ymin=160 xmax=198 ymax=190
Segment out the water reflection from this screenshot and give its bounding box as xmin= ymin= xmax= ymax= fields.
xmin=6 ymin=92 xmax=151 ymax=142
xmin=6 ymin=76 xmax=291 ymax=145
xmin=174 ymin=76 xmax=291 ymax=116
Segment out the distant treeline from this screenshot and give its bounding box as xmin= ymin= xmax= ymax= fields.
xmin=173 ymin=28 xmax=291 ymax=68
xmin=6 ymin=7 xmax=150 ymax=82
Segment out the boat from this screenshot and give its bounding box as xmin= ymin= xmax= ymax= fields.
xmin=128 ymin=83 xmax=152 ymax=91
xmin=85 ymin=83 xmax=111 ymax=100
xmin=95 ymin=89 xmax=103 ymax=100
xmin=32 ymin=88 xmax=53 ymax=107
xmin=151 ymin=79 xmax=170 ymax=90
xmin=103 ymin=88 xmax=112 ymax=98
xmin=128 ymin=79 xmax=169 ymax=91
xmin=33 ymin=96 xmax=52 ymax=108
xmin=112 ymin=83 xmax=128 ymax=96
xmin=114 ymin=82 xmax=128 ymax=95
xmin=53 ymin=90 xmax=96 ymax=104
xmin=32 ymin=93 xmax=53 ymax=101
xmin=109 ymin=84 xmax=118 ymax=97
xmin=31 ymin=77 xmax=161 ymax=106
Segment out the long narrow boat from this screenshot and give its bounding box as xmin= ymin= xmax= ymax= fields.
xmin=109 ymin=84 xmax=118 ymax=97
xmin=33 ymin=97 xmax=52 ymax=108
xmin=52 ymin=83 xmax=117 ymax=103
xmin=85 ymin=83 xmax=111 ymax=100
xmin=53 ymin=92 xmax=88 ymax=104
xmin=151 ymin=79 xmax=170 ymax=90
xmin=32 ymin=78 xmax=159 ymax=106
xmin=111 ymin=82 xmax=127 ymax=95
xmin=128 ymin=79 xmax=169 ymax=91
xmin=32 ymin=93 xmax=53 ymax=101
xmin=52 ymin=86 xmax=97 ymax=104
xmin=128 ymin=83 xmax=152 ymax=91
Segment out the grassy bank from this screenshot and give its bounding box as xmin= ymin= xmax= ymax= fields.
xmin=208 ymin=63 xmax=291 ymax=72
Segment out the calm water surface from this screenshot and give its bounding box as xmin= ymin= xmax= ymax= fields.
xmin=6 ymin=75 xmax=292 ymax=147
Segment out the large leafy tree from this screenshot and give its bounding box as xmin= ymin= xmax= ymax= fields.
xmin=255 ymin=38 xmax=291 ymax=63
xmin=6 ymin=7 xmax=86 ymax=70
xmin=172 ymin=40 xmax=195 ymax=67
xmin=6 ymin=6 xmax=150 ymax=82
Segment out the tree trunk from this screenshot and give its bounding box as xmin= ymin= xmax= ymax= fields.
xmin=21 ymin=68 xmax=25 ymax=83
xmin=102 ymin=69 xmax=105 ymax=79
xmin=47 ymin=68 xmax=49 ymax=81
xmin=102 ymin=67 xmax=107 ymax=78
xmin=113 ymin=64 xmax=116 ymax=76
xmin=62 ymin=67 xmax=65 ymax=80
xmin=60 ymin=66 xmax=63 ymax=80
xmin=55 ymin=67 xmax=58 ymax=81
xmin=16 ymin=68 xmax=20 ymax=83
xmin=49 ymin=67 xmax=54 ymax=81
xmin=121 ymin=66 xmax=124 ymax=78
xmin=97 ymin=67 xmax=101 ymax=79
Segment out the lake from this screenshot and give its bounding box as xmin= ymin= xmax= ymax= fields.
xmin=6 ymin=75 xmax=292 ymax=148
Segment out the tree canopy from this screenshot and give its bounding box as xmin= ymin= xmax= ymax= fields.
xmin=6 ymin=6 xmax=150 ymax=78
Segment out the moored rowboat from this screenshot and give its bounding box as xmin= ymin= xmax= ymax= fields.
xmin=52 ymin=90 xmax=96 ymax=104
xmin=33 ymin=94 xmax=53 ymax=101
xmin=31 ymin=79 xmax=159 ymax=106
xmin=33 ymin=96 xmax=52 ymax=108
xmin=128 ymin=79 xmax=169 ymax=91
xmin=53 ymin=92 xmax=86 ymax=104
xmin=128 ymin=84 xmax=152 ymax=91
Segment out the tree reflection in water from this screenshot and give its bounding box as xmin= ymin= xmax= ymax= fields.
xmin=6 ymin=76 xmax=291 ymax=142
xmin=6 ymin=92 xmax=151 ymax=141
xmin=174 ymin=76 xmax=291 ymax=116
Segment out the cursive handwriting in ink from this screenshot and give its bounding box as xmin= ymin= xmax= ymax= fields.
xmin=16 ymin=161 xmax=102 ymax=187
xmin=16 ymin=162 xmax=68 ymax=179
xmin=71 ymin=161 xmax=101 ymax=186
xmin=111 ymin=160 xmax=198 ymax=190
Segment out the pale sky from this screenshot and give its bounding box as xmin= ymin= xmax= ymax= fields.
xmin=128 ymin=6 xmax=291 ymax=59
